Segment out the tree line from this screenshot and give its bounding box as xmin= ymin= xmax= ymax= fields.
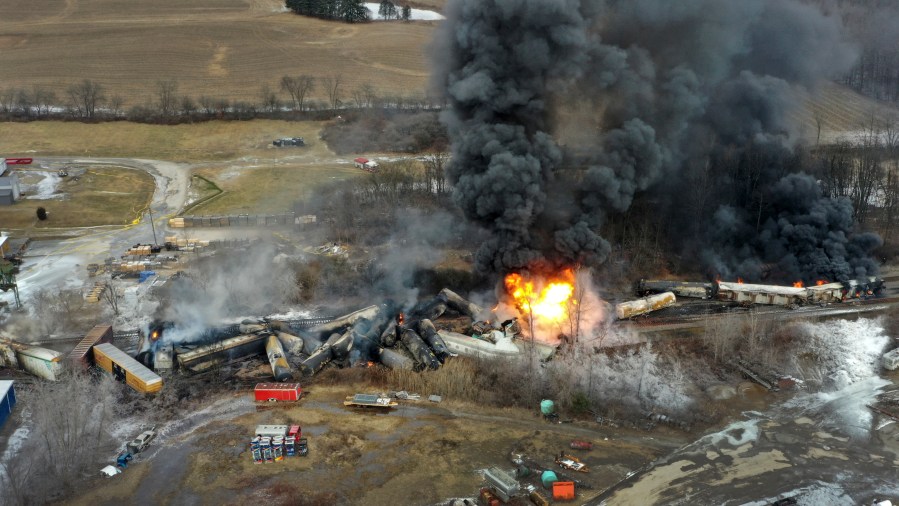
xmin=0 ymin=76 xmax=444 ymax=124
xmin=285 ymin=0 xmax=370 ymax=23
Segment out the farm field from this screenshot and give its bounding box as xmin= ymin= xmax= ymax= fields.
xmin=0 ymin=0 xmax=439 ymax=107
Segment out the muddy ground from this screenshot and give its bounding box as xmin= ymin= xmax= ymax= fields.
xmin=65 ymin=384 xmax=686 ymax=506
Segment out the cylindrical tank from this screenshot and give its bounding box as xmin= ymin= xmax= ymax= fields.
xmin=380 ymin=320 xmax=398 ymax=348
xmin=400 ymin=328 xmax=439 ymax=370
xmin=541 ymin=470 xmax=558 ymax=489
xmin=377 ymin=347 xmax=415 ymax=370
xmin=540 ymin=399 xmax=555 ymax=415
xmin=265 ymin=335 xmax=292 ymax=382
xmin=615 ymin=291 xmax=676 ymax=320
xmin=417 ymin=319 xmax=452 ymax=362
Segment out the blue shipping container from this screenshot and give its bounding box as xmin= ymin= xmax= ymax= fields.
xmin=0 ymin=380 xmax=16 ymax=429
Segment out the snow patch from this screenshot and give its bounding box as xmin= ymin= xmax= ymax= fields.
xmin=364 ymin=3 xmax=444 ymax=20
xmin=23 ymin=172 xmax=61 ymax=200
xmin=798 ymin=318 xmax=890 ymax=387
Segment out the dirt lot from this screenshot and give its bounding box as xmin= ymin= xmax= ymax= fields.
xmin=67 ymin=384 xmax=683 ymax=506
xmin=0 ymin=0 xmax=438 ymax=106
xmin=0 ymin=165 xmax=154 ymax=230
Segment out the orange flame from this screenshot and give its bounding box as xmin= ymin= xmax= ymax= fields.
xmin=366 ymin=361 xmax=375 ymax=368
xmin=793 ymin=281 xmax=804 ymax=288
xmin=737 ymin=277 xmax=744 ymax=284
xmin=504 ymin=270 xmax=575 ymax=323
xmin=816 ymin=280 xmax=827 ymax=286
xmin=150 ymin=330 xmax=160 ymax=341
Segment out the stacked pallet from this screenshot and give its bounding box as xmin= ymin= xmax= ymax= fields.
xmin=118 ymin=262 xmax=150 ymax=272
xmin=164 ymin=236 xmax=210 ymax=248
xmin=168 ymin=217 xmax=187 ymax=228
xmin=84 ymin=282 xmax=107 ymax=303
xmin=125 ymin=245 xmax=153 ymax=256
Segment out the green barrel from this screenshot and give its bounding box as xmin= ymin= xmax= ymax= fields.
xmin=540 ymin=399 xmax=555 ymax=415
xmin=541 ymin=470 xmax=558 ymax=489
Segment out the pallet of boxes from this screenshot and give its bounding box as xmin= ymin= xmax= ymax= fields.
xmin=84 ymin=281 xmax=106 ymax=303
xmin=168 ymin=217 xmax=187 ymax=229
xmin=250 ymin=425 xmax=307 ymax=464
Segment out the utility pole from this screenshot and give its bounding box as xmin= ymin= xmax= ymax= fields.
xmin=147 ymin=207 xmax=158 ymax=246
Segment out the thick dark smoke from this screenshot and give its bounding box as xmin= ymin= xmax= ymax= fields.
xmin=435 ymin=0 xmax=882 ymax=282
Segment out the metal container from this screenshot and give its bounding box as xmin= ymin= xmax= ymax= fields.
xmin=265 ymin=335 xmax=293 ymax=382
xmin=615 ymin=292 xmax=676 ymax=320
xmin=93 ymin=343 xmax=163 ymax=394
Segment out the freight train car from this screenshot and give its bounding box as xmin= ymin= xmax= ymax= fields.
xmin=615 ymin=292 xmax=676 ymax=320
xmin=93 ymin=343 xmax=163 ymax=394
xmin=636 ymin=280 xmax=715 ymax=299
xmin=176 ymin=333 xmax=267 ymax=373
xmin=68 ymin=324 xmax=113 ymax=370
xmin=0 ymin=380 xmax=15 ymax=429
xmin=15 ymin=345 xmax=63 ymax=381
xmin=255 ymin=383 xmax=302 ymax=402
xmin=716 ymin=282 xmax=806 ymax=306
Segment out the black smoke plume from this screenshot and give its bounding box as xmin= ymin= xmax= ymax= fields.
xmin=435 ymin=0 xmax=881 ymax=282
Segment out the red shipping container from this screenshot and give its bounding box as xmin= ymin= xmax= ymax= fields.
xmin=553 ymin=481 xmax=575 ymax=501
xmin=254 ymin=383 xmax=302 ymax=402
xmin=288 ymin=425 xmax=301 ymax=439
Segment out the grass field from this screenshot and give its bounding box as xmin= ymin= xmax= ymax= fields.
xmin=190 ymin=162 xmax=362 ymax=215
xmin=0 ymin=120 xmax=335 ymax=161
xmin=0 ymin=166 xmax=154 ymax=230
xmin=0 ymin=0 xmax=439 ymax=107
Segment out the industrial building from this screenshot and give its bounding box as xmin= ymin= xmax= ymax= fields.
xmin=0 ymin=380 xmax=15 ymax=429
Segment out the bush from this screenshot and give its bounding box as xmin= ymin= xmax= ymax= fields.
xmin=36 ymin=207 xmax=47 ymax=220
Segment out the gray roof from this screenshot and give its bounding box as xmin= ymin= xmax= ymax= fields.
xmin=94 ymin=343 xmax=162 ymax=386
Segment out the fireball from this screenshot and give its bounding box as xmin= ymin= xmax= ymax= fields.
xmin=504 ymin=270 xmax=575 ymax=323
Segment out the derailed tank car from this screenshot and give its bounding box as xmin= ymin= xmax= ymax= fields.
xmin=615 ymin=292 xmax=676 ymax=320
xmin=636 ymin=280 xmax=715 ymax=299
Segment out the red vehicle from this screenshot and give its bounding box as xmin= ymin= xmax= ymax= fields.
xmin=4 ymin=158 xmax=32 ymax=165
xmin=254 ymin=383 xmax=302 ymax=402
xmin=569 ymin=440 xmax=593 ymax=450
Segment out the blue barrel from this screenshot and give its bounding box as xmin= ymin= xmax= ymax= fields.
xmin=541 ymin=470 xmax=558 ymax=489
xmin=540 ymin=399 xmax=555 ymax=415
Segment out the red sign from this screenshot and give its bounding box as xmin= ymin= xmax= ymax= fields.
xmin=4 ymin=158 xmax=33 ymax=165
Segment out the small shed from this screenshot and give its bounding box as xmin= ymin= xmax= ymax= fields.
xmin=0 ymin=189 xmax=13 ymax=206
xmin=0 ymin=380 xmax=15 ymax=429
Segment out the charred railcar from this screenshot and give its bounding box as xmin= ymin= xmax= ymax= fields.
xmin=636 ymin=279 xmax=715 ymax=299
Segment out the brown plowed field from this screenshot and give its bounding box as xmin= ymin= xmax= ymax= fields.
xmin=0 ymin=0 xmax=441 ymax=107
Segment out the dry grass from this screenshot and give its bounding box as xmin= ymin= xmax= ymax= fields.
xmin=0 ymin=0 xmax=438 ymax=106
xmin=0 ymin=165 xmax=154 ymax=230
xmin=793 ymin=80 xmax=899 ymax=143
xmin=190 ymin=162 xmax=362 ymax=214
xmin=0 ymin=120 xmax=334 ymax=161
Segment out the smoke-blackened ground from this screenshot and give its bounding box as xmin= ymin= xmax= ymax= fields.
xmin=435 ymin=0 xmax=882 ymax=282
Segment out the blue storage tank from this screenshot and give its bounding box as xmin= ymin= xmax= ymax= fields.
xmin=0 ymin=380 xmax=16 ymax=429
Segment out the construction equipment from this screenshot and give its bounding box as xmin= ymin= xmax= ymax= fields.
xmin=555 ymin=453 xmax=589 ymax=472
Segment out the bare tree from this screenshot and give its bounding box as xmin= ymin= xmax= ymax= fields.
xmin=66 ymin=80 xmax=105 ymax=119
xmin=280 ymin=75 xmax=315 ymax=111
xmin=322 ymin=75 xmax=342 ymax=110
xmin=102 ymin=278 xmax=121 ymax=316
xmin=180 ymin=95 xmax=197 ymax=120
xmin=156 ymin=80 xmax=179 ymax=117
xmin=108 ymin=94 xmax=124 ymax=118
xmin=31 ymin=86 xmax=56 ymax=118
xmin=422 ymin=152 xmax=449 ymax=197
xmin=259 ymin=84 xmax=279 ymax=113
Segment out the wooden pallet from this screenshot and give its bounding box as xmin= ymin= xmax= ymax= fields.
xmin=85 ymin=282 xmax=107 ymax=303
